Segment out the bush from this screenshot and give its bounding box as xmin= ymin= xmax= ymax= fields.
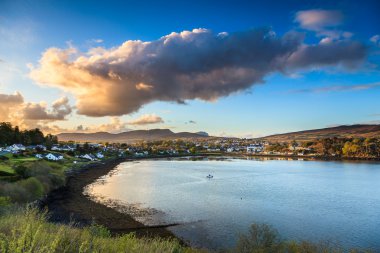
xmin=14 ymin=165 xmax=31 ymax=179
xmin=0 ymin=197 xmax=10 ymax=207
xmin=18 ymin=177 xmax=44 ymax=199
xmin=233 ymin=223 xmax=283 ymax=253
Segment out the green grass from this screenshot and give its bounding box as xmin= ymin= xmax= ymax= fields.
xmin=0 ymin=208 xmax=202 ymax=253
xmin=0 ymin=164 xmax=14 ymax=175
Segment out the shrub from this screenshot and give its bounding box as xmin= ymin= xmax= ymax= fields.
xmin=233 ymin=223 xmax=283 ymax=253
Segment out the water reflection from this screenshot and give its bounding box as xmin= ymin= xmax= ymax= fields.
xmin=85 ymin=157 xmax=380 ymax=250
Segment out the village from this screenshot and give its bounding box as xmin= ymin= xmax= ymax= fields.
xmin=0 ymin=137 xmax=319 ymax=165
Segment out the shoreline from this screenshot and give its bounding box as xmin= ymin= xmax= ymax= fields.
xmin=41 ymin=153 xmax=380 ymax=249
xmin=42 ymin=157 xmax=182 ymax=242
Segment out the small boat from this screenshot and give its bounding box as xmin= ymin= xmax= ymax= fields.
xmin=206 ymin=174 xmax=213 ymax=179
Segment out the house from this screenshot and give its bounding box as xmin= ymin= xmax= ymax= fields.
xmin=51 ymin=145 xmax=61 ymax=151
xmin=35 ymin=154 xmax=43 ymax=159
xmin=35 ymin=145 xmax=47 ymax=151
xmin=96 ymin=152 xmax=104 ymax=159
xmin=45 ymin=153 xmax=64 ymax=161
xmin=80 ymin=154 xmax=96 ymax=161
xmin=226 ymin=147 xmax=234 ymax=153
xmin=7 ymin=144 xmax=26 ymax=152
xmin=246 ymin=144 xmax=264 ymax=153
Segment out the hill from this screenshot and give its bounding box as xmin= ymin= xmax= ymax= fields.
xmin=57 ymin=129 xmax=209 ymax=143
xmin=260 ymin=124 xmax=380 ymax=142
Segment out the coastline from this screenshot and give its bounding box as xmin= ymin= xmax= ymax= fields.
xmin=40 ymin=153 xmax=379 ymax=248
xmin=42 ymin=157 xmax=181 ymax=241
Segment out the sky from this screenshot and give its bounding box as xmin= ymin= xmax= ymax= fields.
xmin=0 ymin=0 xmax=379 ymax=137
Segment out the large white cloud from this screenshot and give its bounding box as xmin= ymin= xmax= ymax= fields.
xmin=29 ymin=27 xmax=367 ymax=117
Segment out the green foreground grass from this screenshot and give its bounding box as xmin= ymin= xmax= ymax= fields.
xmin=0 ymin=208 xmax=201 ymax=253
xmin=0 ymin=208 xmax=374 ymax=253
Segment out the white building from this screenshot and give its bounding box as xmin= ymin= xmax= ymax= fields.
xmin=246 ymin=144 xmax=264 ymax=153
xmin=45 ymin=153 xmax=64 ymax=161
xmin=7 ymin=144 xmax=26 ymax=152
xmin=80 ymin=154 xmax=96 ymax=161
xmin=96 ymin=152 xmax=104 ymax=159
xmin=35 ymin=154 xmax=43 ymax=159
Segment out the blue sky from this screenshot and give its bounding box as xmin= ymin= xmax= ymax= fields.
xmin=0 ymin=0 xmax=379 ymax=137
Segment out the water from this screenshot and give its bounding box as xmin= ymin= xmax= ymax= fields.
xmin=85 ymin=157 xmax=380 ymax=250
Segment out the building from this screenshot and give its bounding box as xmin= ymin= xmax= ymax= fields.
xmin=246 ymin=144 xmax=264 ymax=153
xmin=45 ymin=153 xmax=64 ymax=161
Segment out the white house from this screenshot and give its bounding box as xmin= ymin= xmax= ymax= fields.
xmin=45 ymin=153 xmax=64 ymax=161
xmin=35 ymin=154 xmax=43 ymax=159
xmin=246 ymin=144 xmax=264 ymax=153
xmin=96 ymin=152 xmax=104 ymax=159
xmin=80 ymin=154 xmax=96 ymax=161
xmin=226 ymin=147 xmax=234 ymax=153
xmin=7 ymin=144 xmax=26 ymax=152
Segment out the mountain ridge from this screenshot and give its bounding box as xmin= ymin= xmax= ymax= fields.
xmin=57 ymin=129 xmax=209 ymax=143
xmin=259 ymin=124 xmax=380 ymax=141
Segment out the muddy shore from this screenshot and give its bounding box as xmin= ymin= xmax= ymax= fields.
xmin=42 ymin=158 xmax=180 ymax=240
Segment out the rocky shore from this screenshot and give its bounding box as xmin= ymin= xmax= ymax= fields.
xmin=41 ymin=158 xmax=180 ymax=240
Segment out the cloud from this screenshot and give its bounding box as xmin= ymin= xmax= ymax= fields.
xmin=127 ymin=114 xmax=164 ymax=125
xmin=290 ymin=82 xmax=380 ymax=93
xmin=295 ymin=9 xmax=343 ymax=31
xmin=0 ymin=92 xmax=25 ymax=124
xmin=0 ymin=92 xmax=24 ymax=104
xmin=23 ymin=96 xmax=73 ymax=121
xmin=294 ymin=9 xmax=351 ymax=41
xmin=287 ymin=40 xmax=366 ymax=69
xmin=97 ymin=117 xmax=131 ymax=132
xmin=370 ymin=35 xmax=380 ymax=47
xmin=29 ymin=27 xmax=367 ymax=117
xmin=0 ymin=92 xmax=73 ymax=132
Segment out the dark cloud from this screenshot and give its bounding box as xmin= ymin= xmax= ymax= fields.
xmin=30 ymin=28 xmax=368 ymax=117
xmin=287 ymin=40 xmax=367 ymax=69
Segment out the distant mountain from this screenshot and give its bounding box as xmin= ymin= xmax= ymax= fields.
xmin=57 ymin=129 xmax=209 ymax=143
xmin=260 ymin=124 xmax=380 ymax=142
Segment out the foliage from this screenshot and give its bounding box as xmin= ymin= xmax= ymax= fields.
xmin=231 ymin=223 xmax=372 ymax=253
xmin=266 ymin=137 xmax=380 ymax=158
xmin=0 ymin=122 xmax=58 ymax=146
xmin=0 ymin=208 xmax=200 ymax=253
xmin=0 ymin=161 xmax=65 ymax=203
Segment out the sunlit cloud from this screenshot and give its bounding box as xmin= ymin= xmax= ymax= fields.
xmin=0 ymin=91 xmax=73 ymax=130
xmin=29 ymin=25 xmax=367 ymax=117
xmin=127 ymin=114 xmax=164 ymax=125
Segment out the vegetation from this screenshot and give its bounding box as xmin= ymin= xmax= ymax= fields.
xmin=0 ymin=209 xmax=372 ymax=253
xmin=266 ymin=137 xmax=380 ymax=158
xmin=231 ymin=223 xmax=372 ymax=253
xmin=0 ymin=208 xmax=199 ymax=253
xmin=0 ymin=122 xmax=58 ymax=146
xmin=0 ymin=161 xmax=65 ymax=203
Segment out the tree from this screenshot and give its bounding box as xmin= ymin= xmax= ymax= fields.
xmin=291 ymin=140 xmax=298 ymax=151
